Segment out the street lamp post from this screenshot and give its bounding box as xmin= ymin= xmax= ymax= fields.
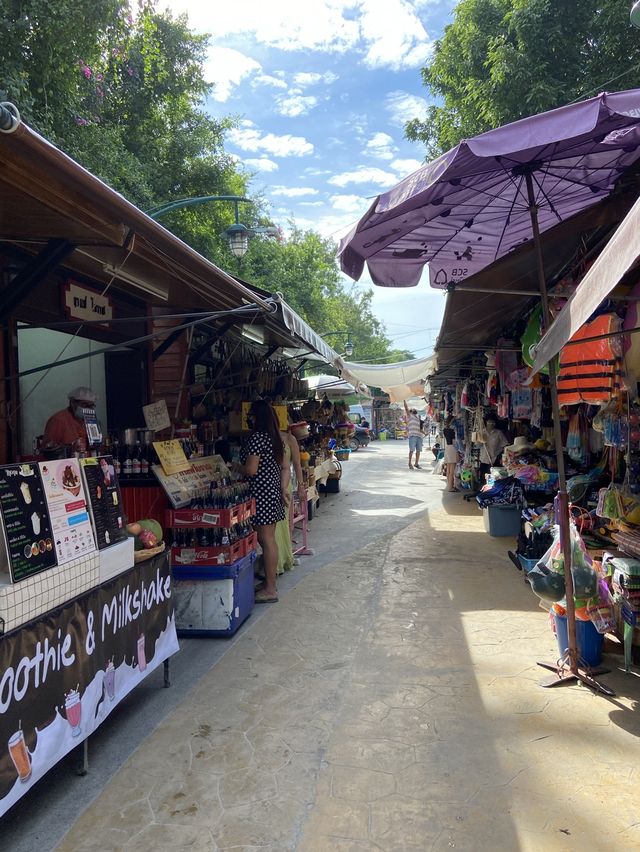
xmin=144 ymin=195 xmax=278 ymax=258
xmin=320 ymin=330 xmax=354 ymax=357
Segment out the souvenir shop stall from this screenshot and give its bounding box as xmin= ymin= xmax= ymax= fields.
xmin=0 ymin=107 xmax=344 ymax=815
xmin=338 ymin=88 xmax=640 ymax=691
xmin=425 ymin=194 xmax=640 ymax=675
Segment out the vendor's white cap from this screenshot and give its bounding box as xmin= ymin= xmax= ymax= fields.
xmin=68 ymin=386 xmax=97 ymax=403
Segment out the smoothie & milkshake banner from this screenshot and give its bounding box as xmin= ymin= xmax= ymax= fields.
xmin=0 ymin=552 xmax=179 ymax=817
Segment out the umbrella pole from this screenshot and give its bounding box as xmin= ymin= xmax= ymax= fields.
xmin=524 ymin=175 xmax=613 ymax=695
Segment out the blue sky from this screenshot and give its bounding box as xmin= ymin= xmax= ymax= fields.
xmin=162 ymin=0 xmax=457 ymax=359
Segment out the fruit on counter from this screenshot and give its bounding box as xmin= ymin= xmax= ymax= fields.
xmin=126 ymin=518 xmax=163 ymax=550
xmin=139 ymin=529 xmax=158 ymax=549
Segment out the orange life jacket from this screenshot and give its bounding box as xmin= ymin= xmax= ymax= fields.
xmin=557 ymin=314 xmax=622 ymax=406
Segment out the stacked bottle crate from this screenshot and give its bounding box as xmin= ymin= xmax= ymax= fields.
xmin=166 ymin=482 xmax=258 ymax=635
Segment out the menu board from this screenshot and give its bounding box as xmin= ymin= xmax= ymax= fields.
xmin=152 ymin=439 xmax=191 ymax=475
xmin=152 ymin=455 xmax=231 ymax=508
xmin=0 ymin=463 xmax=57 ymax=583
xmin=39 ymin=459 xmax=96 ymax=565
xmin=80 ymin=456 xmax=127 ymax=550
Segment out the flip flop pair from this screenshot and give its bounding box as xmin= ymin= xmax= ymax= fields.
xmin=255 ymin=590 xmax=279 ymax=604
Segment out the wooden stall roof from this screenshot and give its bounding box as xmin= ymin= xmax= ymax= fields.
xmin=0 ymin=118 xmax=273 ymax=315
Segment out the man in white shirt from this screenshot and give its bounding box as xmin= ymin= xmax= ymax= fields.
xmin=403 ymin=400 xmax=423 ymax=469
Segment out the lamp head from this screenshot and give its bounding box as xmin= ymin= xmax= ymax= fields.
xmin=224 ymin=223 xmax=250 ymax=258
xmin=344 ymin=340 xmax=354 ymax=357
xmin=632 ymin=1 xmax=640 ymax=27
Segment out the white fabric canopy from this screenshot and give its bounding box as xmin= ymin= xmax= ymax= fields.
xmin=306 ymin=374 xmax=361 ymax=397
xmin=339 ymin=355 xmax=434 ymax=402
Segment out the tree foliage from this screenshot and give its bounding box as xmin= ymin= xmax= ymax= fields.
xmin=0 ymin=1 xmax=407 ymax=362
xmin=406 ymin=0 xmax=640 ymax=156
xmin=242 ymin=226 xmax=410 ymax=363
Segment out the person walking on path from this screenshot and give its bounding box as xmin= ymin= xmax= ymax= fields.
xmin=241 ymin=400 xmax=287 ymax=603
xmin=443 ymin=417 xmax=458 ymax=491
xmin=404 ymin=400 xmax=423 ymax=469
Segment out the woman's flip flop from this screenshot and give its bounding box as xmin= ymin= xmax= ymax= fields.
xmin=255 ymin=590 xmax=279 ymax=604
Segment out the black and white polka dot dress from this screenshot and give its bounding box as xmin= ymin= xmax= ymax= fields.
xmin=241 ymin=431 xmax=286 ymax=526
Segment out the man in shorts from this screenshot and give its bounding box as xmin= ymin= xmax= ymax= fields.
xmin=403 ymin=400 xmax=423 ymax=469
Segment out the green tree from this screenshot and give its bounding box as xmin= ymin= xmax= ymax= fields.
xmin=242 ymin=226 xmax=410 ymax=363
xmin=406 ymin=0 xmax=640 ymax=156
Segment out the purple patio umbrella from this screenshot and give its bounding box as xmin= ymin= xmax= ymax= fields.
xmin=339 ymin=89 xmax=640 ymax=290
xmin=339 ymin=90 xmax=640 ymax=695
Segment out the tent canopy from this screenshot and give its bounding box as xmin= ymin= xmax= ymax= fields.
xmin=339 ymin=354 xmax=434 ymax=403
xmin=339 ymin=89 xmax=640 ymax=290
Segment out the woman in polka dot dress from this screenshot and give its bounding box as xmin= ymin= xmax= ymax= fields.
xmin=241 ymin=400 xmax=287 ymax=603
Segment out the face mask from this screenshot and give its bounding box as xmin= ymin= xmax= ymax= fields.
xmin=72 ymin=402 xmax=93 ymax=419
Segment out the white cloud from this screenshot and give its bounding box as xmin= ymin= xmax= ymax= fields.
xmin=304 ymin=167 xmax=332 ymax=177
xmin=365 ymin=132 xmax=396 ymax=161
xmin=328 ymin=166 xmax=398 ymax=188
xmin=276 ymin=94 xmax=319 ymax=117
xmin=242 ymin=157 xmax=279 ymax=172
xmin=293 ymin=71 xmax=339 ymax=86
xmin=227 ymin=121 xmax=314 ymax=157
xmin=385 ymin=91 xmax=430 ymax=126
xmin=330 ymin=194 xmax=370 ymax=213
xmin=299 ymin=201 xmax=325 ymax=207
xmin=270 ymin=186 xmax=320 ymax=197
xmin=252 ymin=72 xmax=288 ymax=90
xmin=204 ymin=46 xmax=261 ymax=102
xmin=391 ymin=157 xmax=423 ymax=175
xmin=163 ymin=1 xmax=432 ymax=71
xmin=359 ymin=1 xmax=433 ymax=70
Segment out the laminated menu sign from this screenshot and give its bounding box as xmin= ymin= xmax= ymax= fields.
xmin=0 ymin=463 xmax=57 ymax=583
xmin=80 ymin=456 xmax=127 ymax=550
xmin=39 ymin=459 xmax=96 ymax=565
xmin=152 ymin=439 xmax=191 ymax=476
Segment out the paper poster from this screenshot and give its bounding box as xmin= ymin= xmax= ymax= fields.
xmin=152 ymin=439 xmax=191 ymax=476
xmin=0 ymin=463 xmax=57 ymax=583
xmin=152 ymin=455 xmax=230 ymax=508
xmin=39 ymin=460 xmax=96 ymax=565
xmin=80 ymin=456 xmax=127 ymax=550
xmin=143 ymin=400 xmax=171 ymax=432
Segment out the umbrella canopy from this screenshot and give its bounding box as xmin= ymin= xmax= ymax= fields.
xmin=339 ymin=89 xmax=640 ymax=289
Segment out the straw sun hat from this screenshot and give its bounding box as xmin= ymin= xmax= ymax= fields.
xmin=505 ymin=435 xmax=535 ymax=454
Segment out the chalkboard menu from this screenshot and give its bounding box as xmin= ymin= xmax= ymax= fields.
xmin=80 ymin=456 xmax=127 ymax=550
xmin=0 ymin=463 xmax=57 ymax=583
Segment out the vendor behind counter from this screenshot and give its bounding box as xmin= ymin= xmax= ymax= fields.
xmin=43 ymin=386 xmax=98 ymax=456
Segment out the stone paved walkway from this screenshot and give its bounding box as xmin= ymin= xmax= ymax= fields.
xmin=58 ymin=474 xmax=640 ymax=851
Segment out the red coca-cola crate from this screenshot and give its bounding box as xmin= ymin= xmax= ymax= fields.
xmin=165 ymin=503 xmax=245 ymax=528
xmin=242 ymin=530 xmax=258 ymax=556
xmin=171 ymin=539 xmax=243 ymax=567
xmin=242 ymin=499 xmax=256 ymax=521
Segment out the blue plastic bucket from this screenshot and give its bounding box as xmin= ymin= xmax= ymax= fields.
xmin=553 ymin=613 xmax=603 ymax=667
xmin=518 ymin=556 xmax=538 ymax=574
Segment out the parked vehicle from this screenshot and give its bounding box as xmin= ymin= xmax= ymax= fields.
xmin=348 ymin=424 xmax=370 ymax=451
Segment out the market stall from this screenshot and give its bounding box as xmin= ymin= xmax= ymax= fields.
xmin=339 ymin=88 xmax=640 ymax=691
xmin=0 ymin=109 xmax=349 ymax=816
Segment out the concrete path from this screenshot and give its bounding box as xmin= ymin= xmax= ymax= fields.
xmin=8 ymin=441 xmax=640 ymax=849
